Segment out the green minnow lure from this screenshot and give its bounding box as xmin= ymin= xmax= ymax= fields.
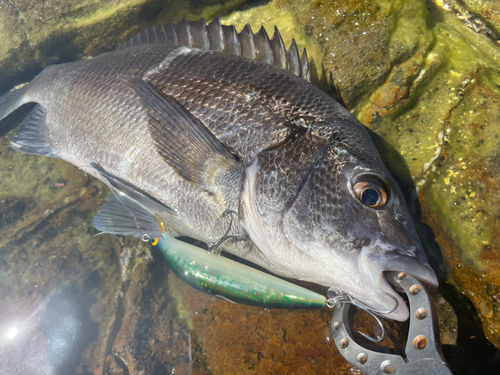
xmin=148 ymin=231 xmax=327 ymax=308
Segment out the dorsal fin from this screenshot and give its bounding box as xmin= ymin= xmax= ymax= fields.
xmin=119 ymin=16 xmax=312 ymax=82
xmin=271 ymin=26 xmax=287 ymax=71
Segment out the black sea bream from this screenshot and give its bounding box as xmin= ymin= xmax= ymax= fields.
xmin=0 ymin=18 xmax=437 ymax=321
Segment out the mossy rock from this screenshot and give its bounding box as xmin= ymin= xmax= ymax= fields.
xmin=353 ymin=0 xmax=500 ymax=351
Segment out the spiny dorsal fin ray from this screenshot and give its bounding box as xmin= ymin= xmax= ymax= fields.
xmin=271 ymin=26 xmax=286 ymax=71
xmin=162 ymin=22 xmax=179 ymax=47
xmin=254 ymin=26 xmax=273 ymax=65
xmin=300 ymin=49 xmax=310 ymax=82
xmin=287 ymin=39 xmax=300 ymax=77
xmin=221 ymin=23 xmax=241 ymax=56
xmin=206 ymin=16 xmax=224 ymax=52
xmin=239 ymin=23 xmax=257 ymax=60
xmin=119 ymin=17 xmax=312 ymax=82
xmin=173 ymin=18 xmax=191 ymax=47
xmin=190 ymin=18 xmax=210 ymax=49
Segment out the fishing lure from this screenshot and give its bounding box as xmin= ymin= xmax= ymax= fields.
xmin=147 ymin=216 xmax=327 ymax=308
xmin=148 ymin=230 xmax=327 ymax=308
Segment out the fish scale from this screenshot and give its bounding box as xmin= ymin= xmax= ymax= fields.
xmin=255 ymin=134 xmax=326 ymax=214
xmin=0 ymin=18 xmax=438 ymax=322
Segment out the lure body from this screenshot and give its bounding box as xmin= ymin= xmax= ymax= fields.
xmin=150 ymin=232 xmax=327 ymax=308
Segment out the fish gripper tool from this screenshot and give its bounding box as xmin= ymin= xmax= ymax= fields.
xmin=331 ymin=272 xmax=453 ymax=375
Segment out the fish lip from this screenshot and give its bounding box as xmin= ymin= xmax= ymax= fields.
xmin=378 ymin=274 xmax=409 ymax=321
xmin=358 ymin=239 xmax=439 ymax=321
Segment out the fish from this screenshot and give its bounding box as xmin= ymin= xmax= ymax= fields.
xmin=0 ymin=17 xmax=438 ymax=321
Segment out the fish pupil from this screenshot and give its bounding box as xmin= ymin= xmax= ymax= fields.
xmin=362 ymin=189 xmax=380 ymax=206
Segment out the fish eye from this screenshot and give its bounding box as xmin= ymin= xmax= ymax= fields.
xmin=353 ymin=175 xmax=388 ymax=208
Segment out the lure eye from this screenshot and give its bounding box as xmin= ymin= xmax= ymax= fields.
xmin=150 ymin=238 xmax=159 ymax=246
xmin=353 ymin=175 xmax=388 ymax=208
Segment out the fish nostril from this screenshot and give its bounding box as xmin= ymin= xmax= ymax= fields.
xmin=395 ymin=213 xmax=409 ymax=226
xmin=354 ymin=238 xmax=374 ymax=249
xmin=406 ymin=246 xmax=418 ymax=258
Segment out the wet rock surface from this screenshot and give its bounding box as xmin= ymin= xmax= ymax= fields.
xmin=357 ymin=0 xmax=500 ymax=353
xmin=1 ymin=0 xmax=500 ymax=374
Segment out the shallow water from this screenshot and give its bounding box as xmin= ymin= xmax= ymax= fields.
xmin=1 ymin=0 xmax=500 ymax=374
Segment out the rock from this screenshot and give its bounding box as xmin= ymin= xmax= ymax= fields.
xmin=292 ymin=0 xmax=432 ymax=109
xmin=354 ymin=0 xmax=500 ymax=352
xmin=436 ymin=0 xmax=500 ymax=45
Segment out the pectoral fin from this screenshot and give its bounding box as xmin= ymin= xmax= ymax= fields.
xmin=91 ymin=162 xmax=177 ymax=218
xmin=121 ymin=76 xmax=241 ymax=194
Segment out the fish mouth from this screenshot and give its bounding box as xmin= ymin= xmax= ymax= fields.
xmin=358 ymin=239 xmax=438 ymax=322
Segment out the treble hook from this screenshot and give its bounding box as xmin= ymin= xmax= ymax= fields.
xmin=208 ymin=210 xmax=243 ymax=253
xmin=326 ymin=287 xmax=398 ymax=343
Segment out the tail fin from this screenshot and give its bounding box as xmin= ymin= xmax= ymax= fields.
xmin=0 ymin=85 xmax=29 ymax=122
xmin=10 ymin=104 xmax=55 ymax=156
xmin=0 ymin=84 xmax=56 ymax=157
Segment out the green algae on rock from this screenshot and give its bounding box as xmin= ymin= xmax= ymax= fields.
xmin=436 ymin=0 xmax=500 ymax=44
xmin=290 ymin=0 xmax=433 ymax=109
xmin=351 ymin=0 xmax=500 ymax=350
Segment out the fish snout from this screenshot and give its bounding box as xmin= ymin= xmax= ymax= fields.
xmin=358 ymin=240 xmax=438 ymax=322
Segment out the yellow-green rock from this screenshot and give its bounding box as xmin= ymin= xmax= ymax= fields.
xmin=352 ymin=0 xmax=500 ymax=350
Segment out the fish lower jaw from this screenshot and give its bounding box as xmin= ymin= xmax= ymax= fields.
xmin=378 ymin=276 xmax=409 ymax=321
xmin=357 ymin=241 xmax=439 ymax=321
xmin=358 ymin=239 xmax=439 ymax=288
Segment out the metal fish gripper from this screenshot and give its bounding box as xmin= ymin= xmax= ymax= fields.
xmin=331 ymin=272 xmax=453 ymax=375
